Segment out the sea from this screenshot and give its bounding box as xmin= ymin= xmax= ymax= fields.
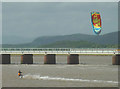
xmin=1 ymin=55 xmax=118 ymax=87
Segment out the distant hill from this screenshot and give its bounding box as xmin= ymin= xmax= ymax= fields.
xmin=38 ymin=40 xmax=117 ymax=48
xmin=31 ymin=31 xmax=118 ymax=46
xmin=2 ymin=31 xmax=119 ymax=48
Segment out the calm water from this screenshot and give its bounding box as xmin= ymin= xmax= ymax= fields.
xmin=2 ymin=55 xmax=118 ymax=87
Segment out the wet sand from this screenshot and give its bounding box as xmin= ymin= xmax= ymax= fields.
xmin=2 ymin=55 xmax=118 ymax=87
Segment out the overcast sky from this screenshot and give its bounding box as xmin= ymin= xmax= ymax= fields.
xmin=2 ymin=2 xmax=118 ymax=39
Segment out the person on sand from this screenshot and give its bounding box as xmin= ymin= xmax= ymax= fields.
xmin=18 ymin=70 xmax=23 ymax=78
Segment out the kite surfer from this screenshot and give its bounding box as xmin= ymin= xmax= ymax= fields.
xmin=18 ymin=70 xmax=23 ymax=78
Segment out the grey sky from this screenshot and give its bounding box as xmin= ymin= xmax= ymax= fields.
xmin=2 ymin=2 xmax=118 ymax=39
xmin=2 ymin=0 xmax=120 ymax=2
xmin=0 ymin=2 xmax=2 ymax=44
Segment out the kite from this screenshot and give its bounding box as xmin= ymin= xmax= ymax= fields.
xmin=91 ymin=12 xmax=102 ymax=35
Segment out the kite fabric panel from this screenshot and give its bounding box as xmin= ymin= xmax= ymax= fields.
xmin=91 ymin=12 xmax=102 ymax=35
